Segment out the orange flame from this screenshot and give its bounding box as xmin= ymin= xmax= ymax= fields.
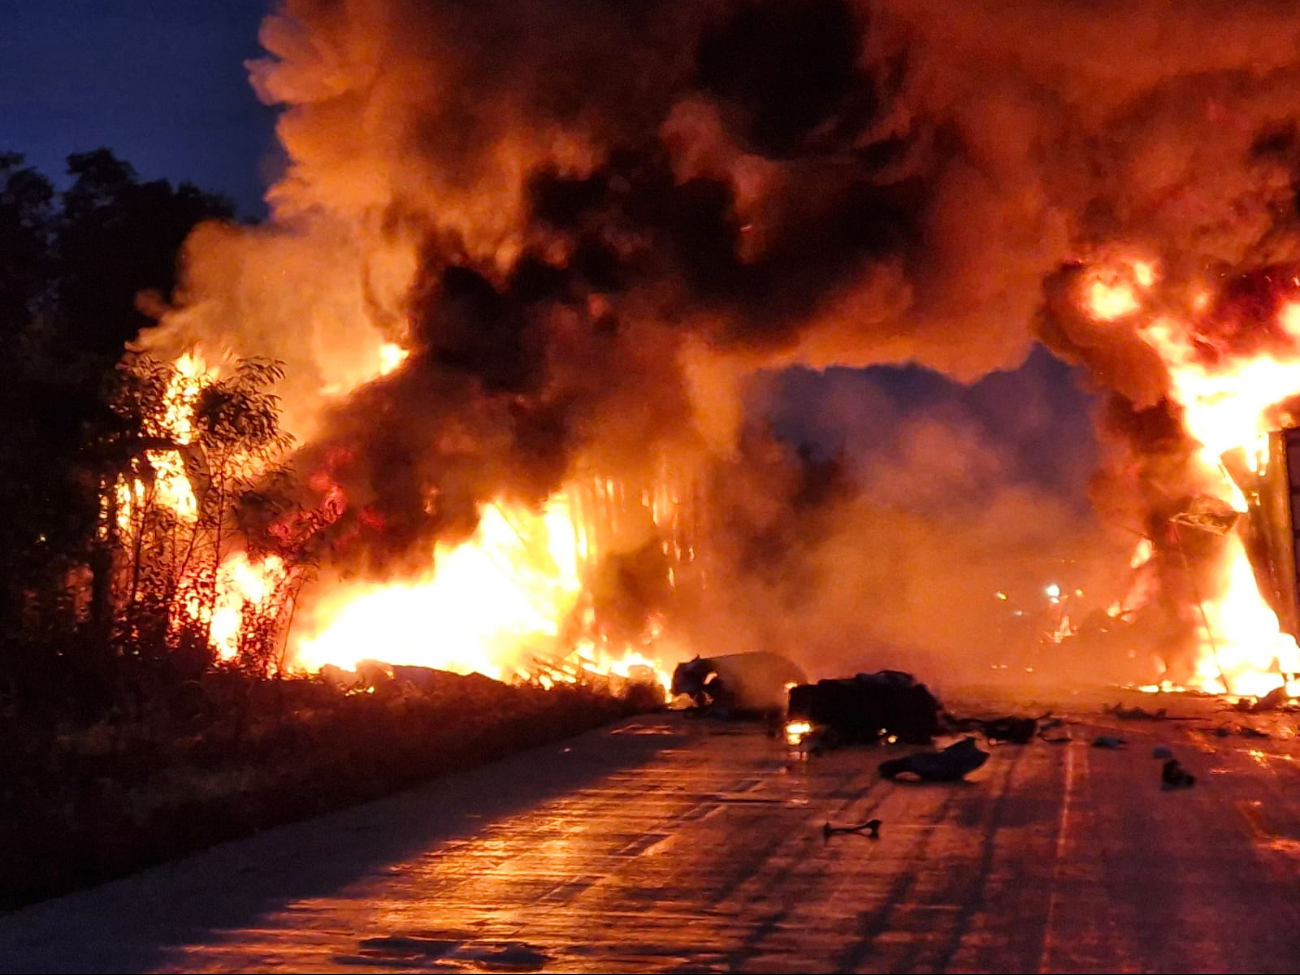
xmin=292 ymin=492 xmax=675 ymax=689
xmin=1089 ymin=262 xmax=1300 ymax=697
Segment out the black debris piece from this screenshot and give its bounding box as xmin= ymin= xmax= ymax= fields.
xmin=1092 ymin=735 xmax=1127 ymax=749
xmin=878 ymin=737 xmax=989 ymax=782
xmin=822 ymin=818 xmax=882 ymax=840
xmin=787 ymin=670 xmax=941 ymax=745
xmin=1162 ymin=758 xmax=1196 ymax=789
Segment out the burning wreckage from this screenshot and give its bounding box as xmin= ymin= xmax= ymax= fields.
xmin=92 ymin=0 xmax=1300 ymax=740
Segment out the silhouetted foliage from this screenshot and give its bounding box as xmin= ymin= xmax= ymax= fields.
xmin=0 ymin=149 xmax=239 ymax=717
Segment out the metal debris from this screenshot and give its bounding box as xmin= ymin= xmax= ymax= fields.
xmin=823 ymin=818 xmax=882 ymax=840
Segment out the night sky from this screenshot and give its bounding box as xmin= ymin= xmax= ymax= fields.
xmin=0 ymin=0 xmax=276 ymax=216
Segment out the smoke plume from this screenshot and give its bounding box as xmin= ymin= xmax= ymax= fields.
xmin=136 ymin=0 xmax=1300 ymax=680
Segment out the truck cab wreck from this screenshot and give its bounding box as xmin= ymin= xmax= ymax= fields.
xmin=671 ymin=652 xmax=807 ymax=717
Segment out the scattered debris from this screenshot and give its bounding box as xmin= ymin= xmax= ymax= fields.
xmin=823 ymin=818 xmax=882 ymax=840
xmin=1152 ymin=744 xmax=1174 ymax=759
xmin=950 ymin=715 xmax=1042 ymax=744
xmin=1092 ymin=735 xmax=1127 ymax=749
xmin=1214 ymin=723 xmax=1270 ymax=738
xmin=1235 ymin=685 xmax=1296 ymax=713
xmin=788 ymin=671 xmax=942 ymax=745
xmin=1107 ymin=703 xmax=1169 ymax=720
xmin=1038 ymin=716 xmax=1072 ymax=743
xmin=672 ymin=652 xmax=807 ymax=716
xmin=1162 ymin=758 xmax=1196 ymax=789
xmin=878 ymin=737 xmax=989 ymax=782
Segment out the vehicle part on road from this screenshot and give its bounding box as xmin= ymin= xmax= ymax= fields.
xmin=878 ymin=737 xmax=989 ymax=782
xmin=787 ymin=670 xmax=942 ymax=745
xmin=823 ymin=818 xmax=882 ymax=840
xmin=672 ymin=652 xmax=807 ymax=715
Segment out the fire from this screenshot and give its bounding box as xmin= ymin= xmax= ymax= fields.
xmin=1191 ymin=534 xmax=1300 ymax=697
xmin=114 ymin=351 xmax=680 ymax=690
xmin=1090 ymin=260 xmax=1300 ymax=697
xmin=293 ymin=493 xmax=674 ymax=689
xmin=378 ymin=342 xmax=409 ymax=376
xmin=784 ymin=719 xmax=813 ymax=746
xmin=1083 ymin=257 xmax=1156 ymax=322
xmin=111 ymin=351 xmax=217 ymax=532
xmin=202 ymin=552 xmax=290 ymax=660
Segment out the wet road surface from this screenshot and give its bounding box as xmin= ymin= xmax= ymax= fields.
xmin=3 ymin=697 xmax=1300 ymax=973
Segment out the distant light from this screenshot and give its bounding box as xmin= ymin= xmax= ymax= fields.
xmin=1074 ymin=588 xmax=1084 ymax=597
xmin=1045 ymin=583 xmax=1061 ymax=598
xmin=994 ymin=591 xmax=1008 ymax=601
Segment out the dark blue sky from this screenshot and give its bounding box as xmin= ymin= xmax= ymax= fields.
xmin=0 ymin=0 xmax=277 ymax=216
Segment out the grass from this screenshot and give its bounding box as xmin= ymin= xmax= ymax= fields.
xmin=0 ymin=669 xmax=659 ymax=911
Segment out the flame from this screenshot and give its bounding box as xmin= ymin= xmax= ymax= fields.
xmin=1130 ymin=537 xmax=1154 ymax=569
xmin=378 ymin=342 xmax=409 ymax=376
xmin=784 ymin=719 xmax=813 ymax=746
xmin=1094 ymin=262 xmax=1300 ymax=696
xmin=293 ymin=492 xmax=675 ymax=689
xmin=117 ymin=352 xmax=680 ymax=689
xmin=201 ymin=552 xmax=290 ymax=659
xmin=111 ymin=352 xmax=218 ymax=533
xmin=1083 ymin=257 xmax=1157 ymax=321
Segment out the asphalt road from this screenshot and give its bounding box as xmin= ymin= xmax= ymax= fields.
xmin=3 ymin=694 xmax=1300 ymax=974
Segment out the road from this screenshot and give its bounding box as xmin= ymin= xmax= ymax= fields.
xmin=3 ymin=693 xmax=1300 ymax=974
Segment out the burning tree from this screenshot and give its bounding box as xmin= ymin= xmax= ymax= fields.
xmin=94 ymin=354 xmax=303 ymax=680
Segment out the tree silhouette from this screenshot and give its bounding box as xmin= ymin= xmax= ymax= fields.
xmin=0 ymin=149 xmax=239 ymax=715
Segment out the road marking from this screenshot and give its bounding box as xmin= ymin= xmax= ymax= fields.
xmin=1038 ymin=743 xmax=1078 ymax=975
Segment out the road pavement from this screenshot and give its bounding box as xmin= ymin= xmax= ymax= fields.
xmin=2 ymin=693 xmax=1300 ymax=973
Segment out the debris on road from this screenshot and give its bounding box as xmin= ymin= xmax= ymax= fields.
xmin=1107 ymin=703 xmax=1170 ymax=720
xmin=1235 ymin=685 xmax=1297 ymax=713
xmin=672 ymin=652 xmax=807 ymax=716
xmin=787 ymin=670 xmax=942 ymax=745
xmin=946 ymin=712 xmax=1066 ymax=743
xmin=1152 ymin=744 xmax=1174 ymax=759
xmin=1092 ymin=735 xmax=1127 ymax=749
xmin=879 ymin=737 xmax=989 ymax=782
xmin=1213 ymin=723 xmax=1270 ymax=738
xmin=1162 ymin=758 xmax=1196 ymax=789
xmin=823 ymin=818 xmax=882 ymax=840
